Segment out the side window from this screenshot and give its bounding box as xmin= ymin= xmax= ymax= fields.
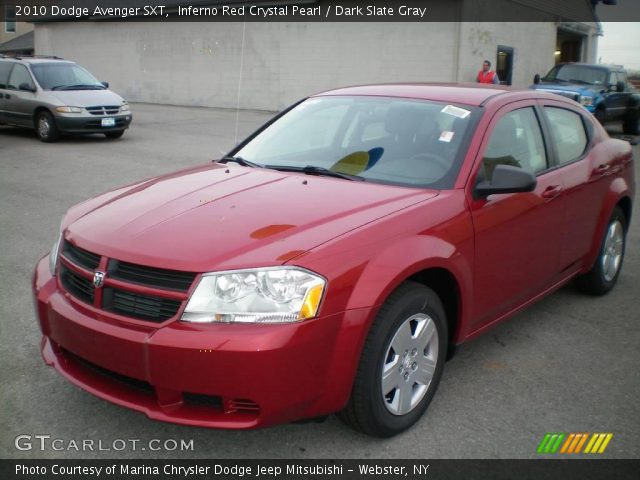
xmin=5 ymin=6 xmax=16 ymax=33
xmin=0 ymin=61 xmax=14 ymax=89
xmin=609 ymin=71 xmax=619 ymax=88
xmin=482 ymin=107 xmax=547 ymax=181
xmin=7 ymin=64 xmax=33 ymax=90
xmin=543 ymin=107 xmax=588 ymax=165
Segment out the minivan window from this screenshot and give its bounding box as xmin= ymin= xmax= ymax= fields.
xmin=7 ymin=64 xmax=33 ymax=90
xmin=30 ymin=63 xmax=104 ymax=90
xmin=0 ymin=61 xmax=14 ymax=88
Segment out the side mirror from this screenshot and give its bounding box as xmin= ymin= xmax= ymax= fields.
xmin=101 ymin=81 xmax=109 ymax=88
xmin=475 ymin=164 xmax=537 ymax=198
xmin=616 ymin=80 xmax=625 ymax=92
xmin=18 ymin=82 xmax=36 ymax=93
xmin=533 ymin=74 xmax=541 ymax=85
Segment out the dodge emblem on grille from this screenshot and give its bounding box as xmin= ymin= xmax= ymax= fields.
xmin=93 ymin=271 xmax=106 ymax=288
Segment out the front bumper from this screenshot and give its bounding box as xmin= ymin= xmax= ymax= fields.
xmin=33 ymin=255 xmax=372 ymax=429
xmin=54 ymin=112 xmax=132 ymax=134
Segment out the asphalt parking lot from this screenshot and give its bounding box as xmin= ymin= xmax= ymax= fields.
xmin=1 ymin=103 xmax=638 ymax=460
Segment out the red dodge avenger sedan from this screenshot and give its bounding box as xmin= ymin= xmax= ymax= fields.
xmin=33 ymin=84 xmax=634 ymax=437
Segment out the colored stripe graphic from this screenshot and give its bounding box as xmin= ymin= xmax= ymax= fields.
xmin=539 ymin=433 xmax=613 ymax=454
xmin=584 ymin=433 xmax=614 ymax=454
xmin=537 ymin=433 xmax=565 ymax=454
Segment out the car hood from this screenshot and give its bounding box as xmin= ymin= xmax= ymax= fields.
xmin=531 ymin=82 xmax=598 ymax=95
xmin=65 ymin=164 xmax=437 ymax=272
xmin=50 ymin=89 xmax=125 ymax=107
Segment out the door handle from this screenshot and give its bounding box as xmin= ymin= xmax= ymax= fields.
xmin=592 ymin=164 xmax=611 ymax=176
xmin=541 ymin=185 xmax=562 ymax=199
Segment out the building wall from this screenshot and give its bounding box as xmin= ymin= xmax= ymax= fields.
xmin=35 ymin=21 xmax=572 ymax=111
xmin=0 ymin=18 xmax=33 ymax=45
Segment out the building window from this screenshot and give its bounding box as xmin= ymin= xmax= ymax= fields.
xmin=5 ymin=6 xmax=16 ymax=33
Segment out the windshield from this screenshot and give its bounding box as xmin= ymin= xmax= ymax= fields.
xmin=30 ymin=63 xmax=104 ymax=90
xmin=543 ymin=65 xmax=607 ymax=85
xmin=235 ymin=96 xmax=478 ymax=189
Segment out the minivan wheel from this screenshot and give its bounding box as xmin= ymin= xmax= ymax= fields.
xmin=339 ymin=282 xmax=447 ymax=437
xmin=36 ymin=111 xmax=60 ymax=142
xmin=576 ymin=206 xmax=627 ymax=295
xmin=104 ymin=130 xmax=124 ymax=139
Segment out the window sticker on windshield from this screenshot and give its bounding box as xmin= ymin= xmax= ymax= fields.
xmin=441 ymin=105 xmax=471 ymax=119
xmin=439 ymin=131 xmax=455 ymax=143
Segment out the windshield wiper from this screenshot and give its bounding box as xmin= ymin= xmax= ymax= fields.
xmin=218 ymin=156 xmax=262 ymax=168
xmin=265 ymin=165 xmax=365 ymax=181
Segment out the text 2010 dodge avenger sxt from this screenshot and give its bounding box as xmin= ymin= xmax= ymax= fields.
xmin=33 ymin=84 xmax=634 ymax=437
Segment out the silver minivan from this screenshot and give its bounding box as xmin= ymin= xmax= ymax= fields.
xmin=0 ymin=55 xmax=132 ymax=142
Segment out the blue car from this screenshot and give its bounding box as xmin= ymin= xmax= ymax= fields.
xmin=531 ymin=63 xmax=639 ymax=135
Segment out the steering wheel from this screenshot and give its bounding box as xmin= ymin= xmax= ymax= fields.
xmin=410 ymin=152 xmax=450 ymax=177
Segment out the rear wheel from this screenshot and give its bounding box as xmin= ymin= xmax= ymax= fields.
xmin=622 ymin=108 xmax=639 ymax=135
xmin=339 ymin=282 xmax=447 ymax=437
xmin=104 ymin=130 xmax=124 ymax=139
xmin=576 ymin=206 xmax=627 ymax=295
xmin=36 ymin=111 xmax=60 ymax=143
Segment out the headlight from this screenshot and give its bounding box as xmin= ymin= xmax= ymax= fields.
xmin=120 ymin=103 xmax=130 ymax=112
xmin=55 ymin=106 xmax=83 ymax=113
xmin=580 ymin=96 xmax=594 ymax=107
xmin=49 ymin=231 xmax=63 ymax=276
xmin=181 ymin=267 xmax=326 ymax=324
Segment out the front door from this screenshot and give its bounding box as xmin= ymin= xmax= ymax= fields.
xmin=467 ymin=101 xmax=565 ymax=332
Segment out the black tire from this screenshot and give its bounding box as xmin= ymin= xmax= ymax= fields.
xmin=622 ymin=108 xmax=639 ymax=136
xmin=576 ymin=206 xmax=627 ymax=295
xmin=35 ymin=111 xmax=60 ymax=143
xmin=339 ymin=282 xmax=448 ymax=437
xmin=104 ymin=130 xmax=125 ymax=139
xmin=594 ymin=107 xmax=606 ymax=126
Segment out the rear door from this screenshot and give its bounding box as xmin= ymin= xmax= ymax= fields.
xmin=539 ymin=100 xmax=612 ymax=270
xmin=467 ymin=101 xmax=565 ymax=331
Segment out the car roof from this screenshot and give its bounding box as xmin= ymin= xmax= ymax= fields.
xmin=555 ymin=62 xmax=623 ymax=71
xmin=313 ymin=83 xmax=548 ymax=107
xmin=0 ymin=56 xmax=72 ymax=65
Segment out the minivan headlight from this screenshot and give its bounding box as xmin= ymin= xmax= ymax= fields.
xmin=181 ymin=267 xmax=325 ymax=324
xmin=55 ymin=106 xmax=83 ymax=113
xmin=120 ymin=103 xmax=130 ymax=112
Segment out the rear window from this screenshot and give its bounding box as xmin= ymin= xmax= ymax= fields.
xmin=543 ymin=107 xmax=588 ymax=165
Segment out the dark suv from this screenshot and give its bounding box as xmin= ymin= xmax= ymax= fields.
xmin=531 ymin=63 xmax=639 ymax=135
xmin=0 ymin=55 xmax=132 ymax=142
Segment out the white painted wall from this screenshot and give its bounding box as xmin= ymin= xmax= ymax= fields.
xmin=34 ymin=21 xmax=588 ymax=110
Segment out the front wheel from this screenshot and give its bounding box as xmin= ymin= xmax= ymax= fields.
xmin=339 ymin=282 xmax=447 ymax=437
xmin=36 ymin=111 xmax=60 ymax=142
xmin=576 ymin=206 xmax=627 ymax=295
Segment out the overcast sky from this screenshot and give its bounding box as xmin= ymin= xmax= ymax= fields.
xmin=598 ymin=22 xmax=640 ymax=71
xmin=595 ymin=0 xmax=640 ymax=71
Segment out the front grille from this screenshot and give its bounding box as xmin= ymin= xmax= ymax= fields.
xmin=60 ymin=265 xmax=94 ymax=304
xmin=108 ymin=260 xmax=196 ymax=292
xmin=58 ymin=240 xmax=196 ymax=324
xmin=183 ymin=393 xmax=223 ymax=409
xmin=62 ymin=348 xmax=154 ymax=395
xmin=86 ymin=105 xmax=120 ymax=115
xmin=62 ymin=241 xmax=100 ymax=270
xmin=103 ymin=288 xmax=182 ymax=322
